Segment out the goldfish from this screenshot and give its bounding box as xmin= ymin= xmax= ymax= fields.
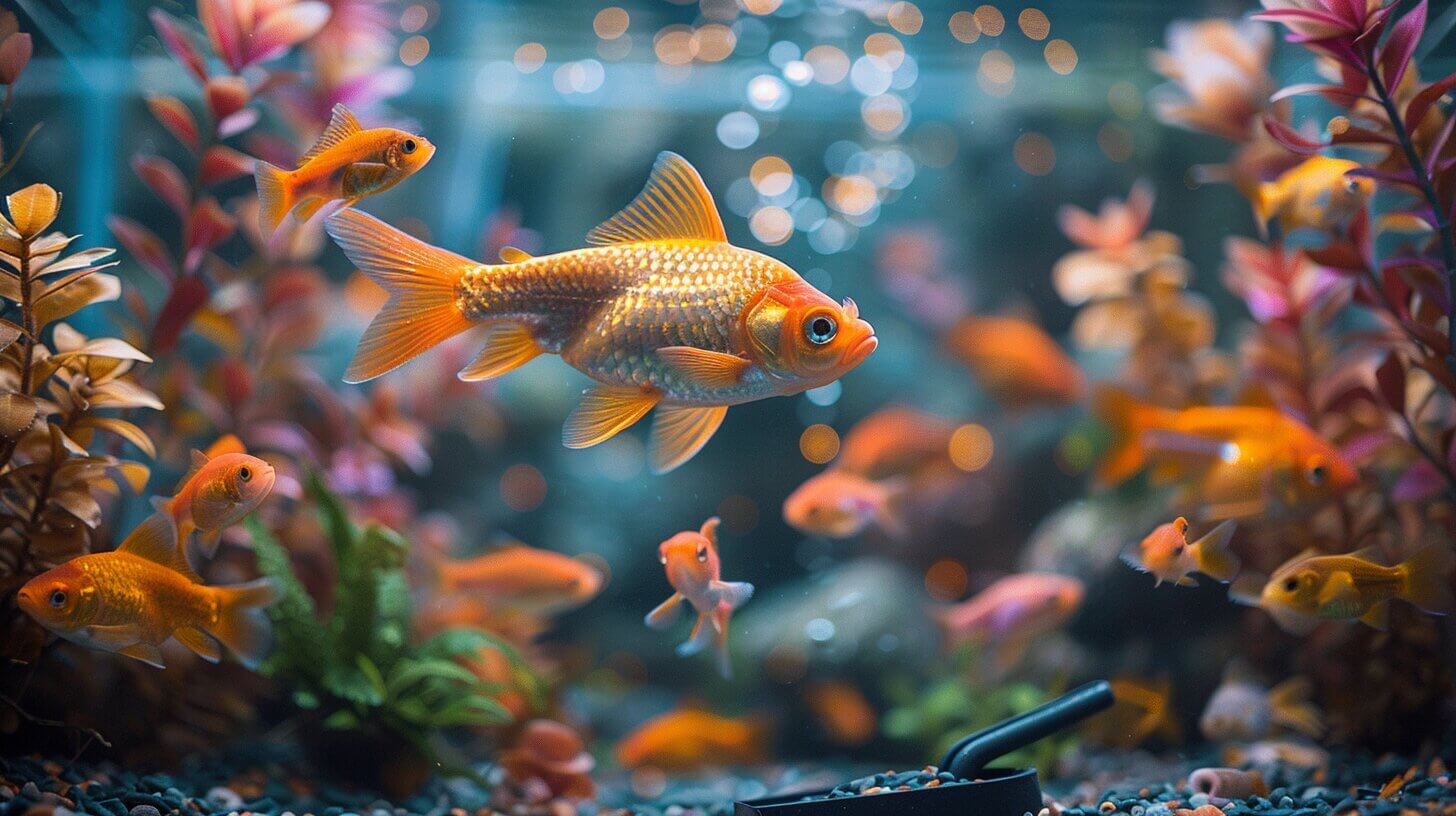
xmin=803 ymin=680 xmax=877 ymax=747
xmin=1121 ymin=517 xmax=1239 ymax=587
xmin=833 ymin=406 xmax=956 ymax=479
xmin=934 ymin=572 xmax=1084 ymax=673
xmin=645 ymin=517 xmax=754 ymax=679
xmin=432 ymin=543 xmax=605 ymax=616
xmin=1085 ymin=676 xmax=1180 ymax=748
xmin=151 ymin=435 xmax=276 ymax=559
xmin=1199 ymin=665 xmax=1322 ymax=742
xmin=1230 ymin=545 xmax=1454 ymax=634
xmin=615 ymin=707 xmax=769 ymax=770
xmin=782 ymin=470 xmax=906 ymax=539
xmin=325 ymin=152 xmax=877 ymax=473
xmin=1096 ymin=388 xmax=1357 ymax=519
xmin=17 ymin=513 xmax=278 ymax=668
xmin=944 ymin=315 xmax=1085 ymax=408
xmin=255 ymin=103 xmax=435 ymax=238
xmin=1252 ymin=156 xmax=1373 ymax=235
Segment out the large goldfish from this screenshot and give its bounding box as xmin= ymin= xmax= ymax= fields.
xmin=645 ymin=517 xmax=754 ymax=679
xmin=151 ymin=435 xmax=276 ymax=559
xmin=1231 ymin=545 xmax=1454 ymax=634
xmin=325 ymin=152 xmax=877 ymax=473
xmin=432 ymin=542 xmax=605 ymax=616
xmin=615 ymin=707 xmax=769 ymax=770
xmin=1252 ymin=156 xmax=1373 ymax=235
xmin=17 ymin=513 xmax=277 ymax=668
xmin=1096 ymin=388 xmax=1357 ymax=519
xmin=944 ymin=315 xmax=1085 ymax=409
xmin=255 ymin=104 xmax=435 ymax=238
xmin=1121 ymin=517 xmax=1239 ymax=587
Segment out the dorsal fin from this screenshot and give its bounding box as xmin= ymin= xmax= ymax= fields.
xmin=205 ymin=434 xmax=246 ymax=458
xmin=298 ymin=104 xmax=363 ymax=168
xmin=175 ymin=449 xmax=209 ymax=490
xmin=117 ymin=510 xmax=202 ymax=583
xmin=586 ymin=152 xmax=728 ymax=246
xmin=499 ymin=246 xmax=534 ymax=263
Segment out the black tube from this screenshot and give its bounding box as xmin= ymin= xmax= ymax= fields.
xmin=941 ymin=680 xmax=1115 ymax=779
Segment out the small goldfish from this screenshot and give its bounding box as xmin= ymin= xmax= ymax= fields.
xmin=17 ymin=513 xmax=278 ymax=668
xmin=1199 ymin=665 xmax=1322 ymax=742
xmin=256 ymin=103 xmax=435 ymax=237
xmin=1253 ymin=156 xmax=1373 ymax=235
xmin=326 ymin=152 xmax=876 ymax=473
xmin=154 ymin=435 xmax=276 ymax=559
xmin=803 ymin=680 xmax=877 ymax=747
xmin=1230 ymin=545 xmax=1454 ymax=634
xmin=645 ymin=517 xmax=754 ymax=679
xmin=432 ymin=543 xmax=605 ymax=616
xmin=934 ymin=572 xmax=1084 ymax=673
xmin=615 ymin=708 xmax=769 ymax=770
xmin=944 ymin=315 xmax=1085 ymax=408
xmin=782 ymin=470 xmax=906 ymax=539
xmin=834 ymin=407 xmax=956 ymax=479
xmin=1085 ymin=676 xmax=1180 ymax=748
xmin=1121 ymin=517 xmax=1239 ymax=587
xmin=1096 ymin=388 xmax=1357 ymax=519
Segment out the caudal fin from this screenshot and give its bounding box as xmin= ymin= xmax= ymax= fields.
xmin=1399 ymin=544 xmax=1456 ymax=615
xmin=1192 ymin=520 xmax=1240 ymax=583
xmin=1094 ymin=387 xmax=1164 ymax=487
xmin=255 ymin=161 xmax=294 ymax=238
xmin=206 ymin=577 xmax=280 ymax=669
xmin=325 ymin=208 xmax=476 ymax=383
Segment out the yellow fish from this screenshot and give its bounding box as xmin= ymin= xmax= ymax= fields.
xmin=1231 ymin=545 xmax=1455 ymax=634
xmin=325 ymin=152 xmax=877 ymax=473
xmin=1121 ymin=517 xmax=1239 ymax=587
xmin=1252 ymin=156 xmax=1373 ymax=234
xmin=255 ymin=103 xmax=435 ymax=237
xmin=16 ymin=513 xmax=278 ymax=668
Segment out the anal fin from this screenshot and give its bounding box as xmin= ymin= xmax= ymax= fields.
xmin=173 ymin=627 xmax=222 ymax=663
xmin=563 ymin=386 xmax=659 ymax=449
xmin=458 ymin=322 xmax=543 ymax=382
xmin=119 ymin=642 xmax=167 ymax=668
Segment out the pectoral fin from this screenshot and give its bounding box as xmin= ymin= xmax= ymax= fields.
xmin=677 ymin=614 xmax=715 ymax=657
xmin=649 ymin=404 xmax=728 ymax=473
xmin=457 ymin=322 xmax=543 ymax=382
xmin=80 ymin=623 xmax=143 ymax=652
xmin=710 ymin=580 xmax=754 ymax=611
xmin=1359 ymin=601 xmax=1390 ymax=630
xmin=563 ymin=386 xmax=660 ymax=449
xmin=341 ymin=162 xmax=392 ymax=198
xmin=645 ymin=593 xmax=683 ymax=629
xmin=1316 ymin=571 xmax=1359 ymax=618
xmin=657 ymin=346 xmax=750 ymax=389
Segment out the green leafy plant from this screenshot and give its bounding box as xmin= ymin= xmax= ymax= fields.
xmin=247 ymin=473 xmax=529 ymax=763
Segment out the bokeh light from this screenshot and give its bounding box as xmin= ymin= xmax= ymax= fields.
xmin=1018 ymin=8 xmax=1050 ymax=40
xmin=887 ymin=2 xmax=924 ymax=35
xmin=1045 ymin=38 xmax=1078 ymax=74
xmin=514 ymin=42 xmax=546 ymax=73
xmin=973 ymin=5 xmax=1005 ymax=36
xmin=500 ymin=463 xmax=547 ymax=511
xmin=925 ymin=559 xmax=970 ymax=601
xmin=949 ymin=10 xmax=981 ymax=43
xmin=799 ymin=424 xmax=841 ymax=464
xmin=1013 ymin=132 xmax=1055 ymax=175
xmin=949 ymin=423 xmax=994 ymax=471
xmin=593 ymin=6 xmax=629 ymax=40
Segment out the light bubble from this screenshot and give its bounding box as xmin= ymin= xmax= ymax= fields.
xmin=864 ymin=32 xmax=904 ymax=70
xmin=743 ymin=0 xmax=781 ymax=14
xmin=887 ymin=1 xmax=923 ymax=35
xmin=1014 ymin=131 xmax=1055 ymax=175
xmin=1044 ymin=38 xmax=1078 ymax=74
xmin=973 ymin=5 xmax=1005 ymax=36
xmin=805 ymin=617 xmax=836 ymax=642
xmin=655 ymin=25 xmax=696 ymax=65
xmin=792 ymin=197 xmax=828 ymax=231
xmin=598 ymin=34 xmax=631 ymax=60
xmin=769 ymin=40 xmax=801 ymax=66
xmin=861 ymin=94 xmax=907 ymax=137
xmin=399 ymin=35 xmax=429 ymax=66
xmin=949 ymin=10 xmax=980 ymax=43
xmin=747 ymin=73 xmax=789 ymax=111
xmin=799 ymin=423 xmax=841 ymax=463
xmin=400 ymin=4 xmax=429 ymax=33
xmin=694 ymin=23 xmax=736 ymax=62
xmin=783 ymin=59 xmax=813 ymax=85
xmin=805 ymin=45 xmax=850 ymax=84
xmin=1018 ymin=8 xmax=1050 ymax=40
xmin=809 ymin=218 xmax=852 ymax=254
xmin=949 ymin=423 xmax=994 ymax=471
xmin=726 ymin=177 xmax=758 ymax=216
xmin=501 ymin=463 xmax=546 ymax=511
xmin=1098 ymin=122 xmax=1133 ymax=162
xmin=824 ymin=140 xmax=861 ymax=174
xmin=850 ymin=56 xmax=892 ymax=96
xmin=1108 ymin=80 xmax=1141 ymax=119
xmin=751 ymin=155 xmax=794 ymax=196
xmin=717 ymin=111 xmax=760 ymax=149
xmin=806 ymin=380 xmax=842 ymax=406
xmin=593 ymin=6 xmax=629 ymax=40
xmin=514 ymin=42 xmax=546 ymax=73
xmin=824 ymin=174 xmax=877 ymax=216
xmin=750 ymin=205 xmax=794 ymax=245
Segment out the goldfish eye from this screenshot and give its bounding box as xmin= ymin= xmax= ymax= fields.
xmin=696 ymin=546 xmax=708 ymax=563
xmin=804 ymin=315 xmax=837 ymax=345
xmin=402 ymin=138 xmax=417 ymax=155
xmin=1282 ymin=577 xmax=1300 ymax=593
xmin=1306 ymin=463 xmax=1328 ymax=487
xmin=238 ymin=466 xmax=252 ymax=483
xmin=48 ymin=589 xmax=66 ymax=608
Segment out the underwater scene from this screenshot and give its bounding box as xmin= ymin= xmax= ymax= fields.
xmin=4 ymin=0 xmax=1456 ymax=814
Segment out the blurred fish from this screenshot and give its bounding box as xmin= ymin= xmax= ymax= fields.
xmin=803 ymin=680 xmax=877 ymax=747
xmin=1252 ymin=156 xmax=1372 ymax=235
xmin=782 ymin=471 xmax=906 ymax=539
xmin=1096 ymin=388 xmax=1356 ymax=519
xmin=1223 ymin=739 xmax=1329 ymax=773
xmin=944 ymin=316 xmax=1085 ymax=408
xmin=934 ymin=573 xmax=1084 ymax=673
xmin=834 ymin=406 xmax=956 ymax=479
xmin=1085 ymin=676 xmax=1180 ymax=748
xmin=154 ymin=435 xmax=276 ymax=559
xmin=1121 ymin=517 xmax=1239 ymax=587
xmin=1230 ymin=545 xmax=1454 ymax=634
xmin=432 ymin=543 xmax=605 ymax=617
xmin=615 ymin=707 xmax=769 ymax=770
xmin=17 ymin=514 xmax=278 ymax=668
xmin=1199 ymin=664 xmax=1322 ymax=741
xmin=645 ymin=517 xmax=754 ymax=679
xmin=326 ymin=152 xmax=876 ymax=472
xmin=255 ymin=104 xmax=435 ymax=237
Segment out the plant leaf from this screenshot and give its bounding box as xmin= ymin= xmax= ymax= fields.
xmin=7 ymin=183 xmax=58 ymax=238
xmin=133 ymin=155 xmax=190 ymax=218
xmin=145 ymin=95 xmax=199 ymax=152
xmin=1380 ymin=0 xmax=1426 ymax=93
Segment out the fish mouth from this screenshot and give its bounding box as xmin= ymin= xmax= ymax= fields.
xmin=844 ymin=333 xmax=878 ymax=368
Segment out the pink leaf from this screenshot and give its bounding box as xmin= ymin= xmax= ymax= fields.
xmin=205 ymin=75 xmax=250 ymax=123
xmin=182 ymin=197 xmax=235 ymax=275
xmin=199 ymin=145 xmax=255 ymax=186
xmin=148 ymin=9 xmax=207 ymax=84
xmin=1393 ymin=459 xmax=1444 ymax=501
xmin=1271 ymin=82 xmax=1373 ymax=104
xmin=1405 ymin=71 xmax=1456 ymax=130
xmin=1379 ymin=0 xmax=1425 ymax=93
xmin=197 ymin=0 xmax=244 ymax=73
xmin=152 ymin=276 xmax=211 ymax=354
xmin=0 ymin=32 xmax=31 ymax=86
xmin=106 ymin=214 xmax=176 ymax=284
xmin=217 ymin=107 xmax=261 ymax=139
xmin=1263 ymin=115 xmax=1325 ymax=154
xmin=247 ymin=2 xmax=331 ymax=67
xmin=145 ymin=95 xmax=198 ymax=152
xmin=1376 ymin=351 xmax=1406 ymax=414
xmin=132 ymin=155 xmax=190 ymax=218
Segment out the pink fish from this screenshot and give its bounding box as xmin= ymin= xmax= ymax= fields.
xmin=934 ymin=572 xmax=1084 ymax=673
xmin=644 ymin=517 xmax=754 ymax=679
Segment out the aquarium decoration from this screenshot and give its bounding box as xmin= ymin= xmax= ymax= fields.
xmin=3 ymin=1 xmax=1456 ymax=816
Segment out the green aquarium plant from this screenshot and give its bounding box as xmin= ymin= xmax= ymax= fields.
xmin=247 ymin=473 xmax=534 ymax=788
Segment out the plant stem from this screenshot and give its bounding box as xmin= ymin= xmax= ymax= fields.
xmin=1365 ymin=57 xmax=1456 ymax=376
xmin=1396 ymin=405 xmax=1456 ymax=500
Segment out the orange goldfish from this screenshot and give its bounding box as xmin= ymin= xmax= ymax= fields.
xmin=645 ymin=517 xmax=754 ymax=679
xmin=256 ymin=104 xmax=435 ymax=237
xmin=944 ymin=316 xmax=1085 ymax=408
xmin=432 ymin=543 xmax=605 ymax=616
xmin=782 ymin=470 xmax=906 ymax=539
xmin=17 ymin=513 xmax=277 ymax=668
xmin=1086 ymin=676 xmax=1181 ymax=748
xmin=1121 ymin=517 xmax=1239 ymax=587
xmin=803 ymin=680 xmax=877 ymax=747
xmin=834 ymin=407 xmax=956 ymax=479
xmin=1096 ymin=389 xmax=1357 ymax=519
xmin=615 ymin=707 xmax=769 ymax=770
xmin=152 ymin=435 xmax=276 ymax=559
xmin=934 ymin=572 xmax=1083 ymax=673
xmin=326 ymin=152 xmax=877 ymax=473
xmin=1230 ymin=545 xmax=1454 ymax=634
xmin=1253 ymin=156 xmax=1373 ymax=235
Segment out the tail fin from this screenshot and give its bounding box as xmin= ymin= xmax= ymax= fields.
xmin=1252 ymin=181 xmax=1275 ymax=238
xmin=1267 ymin=676 xmax=1324 ymax=738
xmin=255 ymin=161 xmax=294 ymax=238
xmin=875 ymin=477 xmax=910 ymax=540
xmin=1399 ymin=544 xmax=1456 ymax=614
xmin=1094 ymin=387 xmax=1164 ymax=487
xmin=206 ymin=577 xmax=280 ymax=669
xmin=325 ymin=208 xmax=475 ymax=383
xmin=1192 ymin=520 xmax=1240 ymax=583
